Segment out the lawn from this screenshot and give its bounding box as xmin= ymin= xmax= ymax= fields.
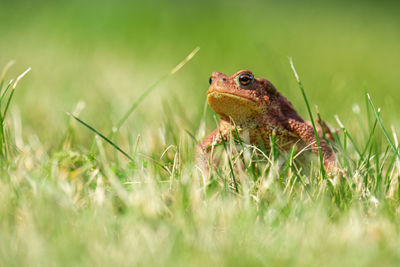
xmin=1 ymin=0 xmax=400 ymax=266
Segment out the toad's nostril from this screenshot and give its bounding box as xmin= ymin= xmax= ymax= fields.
xmin=222 ymin=78 xmax=227 ymax=82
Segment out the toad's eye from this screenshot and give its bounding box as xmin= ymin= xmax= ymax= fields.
xmin=209 ymin=77 xmax=214 ymax=85
xmin=238 ymin=73 xmax=253 ymax=86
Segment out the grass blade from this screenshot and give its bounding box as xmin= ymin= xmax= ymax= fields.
xmin=361 ymin=118 xmax=378 ymax=158
xmin=114 ymin=47 xmax=200 ymax=131
xmin=218 ymin=126 xmax=239 ymax=193
xmin=67 ymin=112 xmax=134 ymax=162
xmin=367 ymin=93 xmax=400 ymax=161
xmin=0 ymin=81 xmax=12 ymax=105
xmin=2 ymin=90 xmax=15 ymax=119
xmin=334 ymin=115 xmax=362 ymax=157
xmin=290 ymin=58 xmax=326 ymax=177
xmin=0 ymin=60 xmax=15 ymax=89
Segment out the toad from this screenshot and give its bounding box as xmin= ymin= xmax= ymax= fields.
xmin=198 ymin=70 xmax=335 ymax=173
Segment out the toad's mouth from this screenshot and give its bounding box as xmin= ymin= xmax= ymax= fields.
xmin=207 ymin=91 xmax=264 ymax=120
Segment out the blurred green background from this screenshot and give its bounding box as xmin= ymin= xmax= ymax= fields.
xmin=1 ymin=0 xmax=400 ymax=144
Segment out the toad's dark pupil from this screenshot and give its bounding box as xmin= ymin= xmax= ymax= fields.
xmin=209 ymin=77 xmax=213 ymax=85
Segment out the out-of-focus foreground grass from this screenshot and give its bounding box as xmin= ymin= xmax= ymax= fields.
xmin=1 ymin=0 xmax=400 ymax=266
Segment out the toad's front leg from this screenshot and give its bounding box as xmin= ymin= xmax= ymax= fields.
xmin=196 ymin=129 xmax=224 ymax=176
xmin=287 ymin=118 xmax=336 ymax=171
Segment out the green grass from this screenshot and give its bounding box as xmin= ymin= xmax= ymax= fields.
xmin=1 ymin=0 xmax=400 ymax=266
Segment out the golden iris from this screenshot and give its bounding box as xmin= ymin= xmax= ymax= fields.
xmin=238 ymin=73 xmax=253 ymax=86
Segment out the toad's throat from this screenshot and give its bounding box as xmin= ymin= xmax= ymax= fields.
xmin=207 ymin=91 xmax=264 ymax=121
